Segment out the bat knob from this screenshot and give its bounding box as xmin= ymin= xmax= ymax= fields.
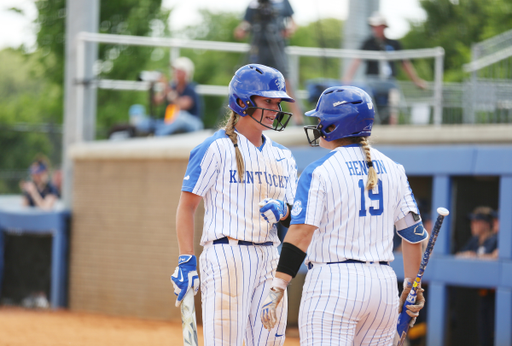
xmin=437 ymin=207 xmax=449 ymax=216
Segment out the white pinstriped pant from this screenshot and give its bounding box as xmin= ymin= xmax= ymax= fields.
xmin=299 ymin=262 xmax=399 ymax=346
xmin=200 ymin=242 xmax=288 ymax=346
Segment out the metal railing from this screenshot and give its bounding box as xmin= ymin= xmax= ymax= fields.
xmin=462 ymin=29 xmax=512 ymax=123
xmin=74 ymin=31 xmax=445 ymax=139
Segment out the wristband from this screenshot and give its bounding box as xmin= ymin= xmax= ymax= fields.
xmin=271 ymin=277 xmax=290 ymax=291
xmin=276 ymin=242 xmax=307 ymax=278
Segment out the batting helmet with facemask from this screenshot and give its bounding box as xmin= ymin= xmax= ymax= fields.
xmin=228 ymin=64 xmax=295 ymax=131
xmin=304 ymin=86 xmax=375 ymax=146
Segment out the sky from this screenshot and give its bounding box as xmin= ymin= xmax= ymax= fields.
xmin=0 ymin=0 xmax=426 ymax=50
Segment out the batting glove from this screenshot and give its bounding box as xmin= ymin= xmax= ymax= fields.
xmin=261 ymin=287 xmax=285 ymax=330
xmin=171 ymin=255 xmax=200 ymax=307
xmin=259 ymin=198 xmax=288 ymax=225
xmin=399 ymin=278 xmax=426 ymax=327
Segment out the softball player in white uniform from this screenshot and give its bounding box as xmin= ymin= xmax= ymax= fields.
xmin=171 ymin=64 xmax=298 ymax=346
xmin=261 ymin=86 xmax=427 ymax=345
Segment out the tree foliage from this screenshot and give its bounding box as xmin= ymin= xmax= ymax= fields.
xmin=34 ymin=0 xmax=171 ymax=137
xmin=401 ymin=0 xmax=512 ymax=82
xmin=2 ymin=0 xmax=512 ymax=191
xmin=0 ymin=48 xmax=60 ymax=193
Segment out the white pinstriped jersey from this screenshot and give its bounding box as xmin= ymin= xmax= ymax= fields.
xmin=290 ymin=144 xmax=419 ymax=264
xmin=182 ymin=129 xmax=297 ymax=246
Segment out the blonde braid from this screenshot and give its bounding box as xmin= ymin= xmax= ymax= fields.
xmin=360 ymin=137 xmax=378 ymax=190
xmin=224 ymin=111 xmax=245 ymax=182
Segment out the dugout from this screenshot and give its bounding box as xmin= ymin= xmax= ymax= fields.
xmin=66 ymin=124 xmax=512 ymax=345
xmin=0 ymin=198 xmax=70 ymax=309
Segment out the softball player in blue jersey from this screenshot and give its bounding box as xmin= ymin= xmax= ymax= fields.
xmin=261 ymin=86 xmax=426 ymax=345
xmin=171 ymin=64 xmax=298 ymax=346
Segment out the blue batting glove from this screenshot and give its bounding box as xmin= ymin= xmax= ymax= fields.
xmin=171 ymin=255 xmax=199 ymax=307
xmin=259 ymin=198 xmax=288 ymax=224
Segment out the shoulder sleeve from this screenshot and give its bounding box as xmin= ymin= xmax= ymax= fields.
xmin=394 ymin=164 xmax=420 ymax=223
xmin=182 ymin=132 xmax=224 ymax=196
xmin=290 ymin=164 xmax=325 ymax=227
xmin=285 ymin=152 xmax=298 ymax=205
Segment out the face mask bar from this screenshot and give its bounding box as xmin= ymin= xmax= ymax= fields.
xmin=304 ymin=125 xmax=323 ymax=147
xmin=247 ymin=105 xmax=293 ymax=131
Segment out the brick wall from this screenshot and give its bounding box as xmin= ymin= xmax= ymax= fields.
xmin=68 ymin=158 xmax=203 ymax=321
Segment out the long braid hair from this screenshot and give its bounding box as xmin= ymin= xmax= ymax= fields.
xmin=345 ymin=137 xmax=377 ymax=190
xmin=358 ymin=137 xmax=378 ymax=190
xmin=224 ymin=110 xmax=245 ymax=182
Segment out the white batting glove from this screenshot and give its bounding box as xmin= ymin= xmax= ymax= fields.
xmin=261 ymin=287 xmax=285 ymax=330
xmin=259 ymin=198 xmax=288 ymax=224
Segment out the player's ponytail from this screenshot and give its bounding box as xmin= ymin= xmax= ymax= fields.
xmin=359 ymin=137 xmax=378 ymax=190
xmin=224 ymin=111 xmax=245 ymax=182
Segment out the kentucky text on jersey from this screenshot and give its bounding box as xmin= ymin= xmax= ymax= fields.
xmin=345 ymin=160 xmax=388 ymax=176
xmin=229 ymin=169 xmax=290 ymax=187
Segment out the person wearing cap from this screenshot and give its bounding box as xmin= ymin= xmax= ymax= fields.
xmin=151 ymin=56 xmax=204 ymax=136
xmin=456 ymin=206 xmax=498 ymax=259
xmin=455 ymin=206 xmax=497 ymax=346
xmin=342 ymin=11 xmax=427 ymax=124
xmin=20 ymin=157 xmax=59 ymax=210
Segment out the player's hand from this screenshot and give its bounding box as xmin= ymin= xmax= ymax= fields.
xmin=261 ymin=287 xmax=285 ymax=330
xmin=399 ymin=278 xmax=425 ymax=327
xmin=171 ymin=255 xmax=199 ymax=307
xmin=259 ymin=198 xmax=288 ymax=224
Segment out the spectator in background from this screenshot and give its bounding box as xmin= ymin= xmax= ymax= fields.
xmin=234 ymin=0 xmax=304 ymax=124
xmin=456 ymin=206 xmax=498 ymax=260
xmin=342 ymin=12 xmax=427 ymax=125
xmin=455 ymin=206 xmax=497 ymax=346
xmin=19 ymin=156 xmax=59 ymax=211
xmin=131 ymin=57 xmax=204 ymax=136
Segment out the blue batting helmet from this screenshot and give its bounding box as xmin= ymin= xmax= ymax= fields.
xmin=304 ymin=86 xmax=374 ymax=146
xmin=228 ymin=64 xmax=294 ymax=117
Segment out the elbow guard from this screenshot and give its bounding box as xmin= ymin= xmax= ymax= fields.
xmin=395 ymin=212 xmax=428 ymax=244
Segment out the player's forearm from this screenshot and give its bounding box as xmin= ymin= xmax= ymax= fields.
xmin=176 ymin=219 xmax=195 ymax=255
xmin=283 ymin=223 xmax=316 ymax=253
xmin=271 ymin=224 xmax=315 ymax=285
xmin=401 ymin=241 xmax=423 ymax=279
xmin=176 ymin=192 xmax=201 ymax=255
xmin=275 ymin=271 xmax=292 ymax=283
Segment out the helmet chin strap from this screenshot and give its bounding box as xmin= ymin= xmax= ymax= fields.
xmin=247 ymin=105 xmax=292 ymax=132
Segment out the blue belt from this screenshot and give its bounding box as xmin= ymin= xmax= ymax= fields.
xmin=213 ymin=237 xmax=273 ymax=246
xmin=308 ymin=259 xmax=389 ymax=269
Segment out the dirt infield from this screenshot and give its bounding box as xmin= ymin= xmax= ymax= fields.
xmin=0 ymin=306 xmax=301 ymax=346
